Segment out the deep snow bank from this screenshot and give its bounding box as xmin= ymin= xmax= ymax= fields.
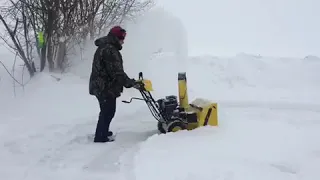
xmin=185 ymin=54 xmax=320 ymax=104
xmin=133 ymin=108 xmax=320 ymax=180
xmin=129 ymin=54 xmax=320 ymax=180
xmin=187 ymin=53 xmax=320 ymax=89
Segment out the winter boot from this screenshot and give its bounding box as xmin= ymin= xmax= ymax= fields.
xmin=107 ymin=131 xmax=113 ymax=137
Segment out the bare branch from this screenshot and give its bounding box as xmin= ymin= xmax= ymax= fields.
xmin=0 ymin=0 xmax=154 ymax=74
xmin=0 ymin=60 xmax=24 ymax=86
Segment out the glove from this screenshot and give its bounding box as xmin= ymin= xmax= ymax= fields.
xmin=133 ymin=81 xmax=144 ymax=90
xmin=124 ymin=78 xmax=136 ymax=88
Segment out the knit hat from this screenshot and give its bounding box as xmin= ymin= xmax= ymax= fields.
xmin=109 ymin=26 xmax=126 ymax=40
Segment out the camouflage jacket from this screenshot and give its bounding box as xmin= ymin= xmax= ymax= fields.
xmin=89 ymin=33 xmax=132 ymax=98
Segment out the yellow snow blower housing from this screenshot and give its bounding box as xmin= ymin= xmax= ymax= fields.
xmin=178 ymin=72 xmax=218 ymax=131
xmin=122 ymin=72 xmax=218 ymax=133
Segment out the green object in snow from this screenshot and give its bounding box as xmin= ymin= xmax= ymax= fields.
xmin=38 ymin=32 xmax=45 ymax=48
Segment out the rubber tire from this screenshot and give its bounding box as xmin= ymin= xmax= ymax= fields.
xmin=167 ymin=120 xmax=187 ymax=133
xmin=157 ymin=121 xmax=166 ymax=134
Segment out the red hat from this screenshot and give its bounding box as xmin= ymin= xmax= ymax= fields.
xmin=109 ymin=26 xmax=126 ymax=40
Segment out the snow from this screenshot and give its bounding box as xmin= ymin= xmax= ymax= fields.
xmin=1 ymin=4 xmax=320 ymax=180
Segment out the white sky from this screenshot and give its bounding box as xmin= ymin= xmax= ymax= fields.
xmin=155 ymin=0 xmax=320 ymax=57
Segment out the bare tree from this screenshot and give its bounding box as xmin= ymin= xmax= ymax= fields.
xmin=0 ymin=2 xmax=36 ymax=77
xmin=0 ymin=0 xmax=154 ymax=74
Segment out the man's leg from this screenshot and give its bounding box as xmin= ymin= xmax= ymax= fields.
xmin=94 ymin=96 xmax=116 ymax=142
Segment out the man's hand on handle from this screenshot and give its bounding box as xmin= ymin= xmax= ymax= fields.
xmin=124 ymin=78 xmax=143 ymax=89
xmin=133 ymin=81 xmax=144 ymax=90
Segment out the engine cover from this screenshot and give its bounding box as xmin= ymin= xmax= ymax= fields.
xmin=157 ymin=95 xmax=179 ymax=120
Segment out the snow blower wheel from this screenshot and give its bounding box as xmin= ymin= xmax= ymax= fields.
xmin=157 ymin=121 xmax=166 ymax=133
xmin=157 ymin=120 xmax=187 ymax=133
xmin=166 ymin=120 xmax=187 ymax=132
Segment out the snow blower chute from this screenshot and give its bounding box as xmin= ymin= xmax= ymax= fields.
xmin=122 ymin=72 xmax=218 ymax=133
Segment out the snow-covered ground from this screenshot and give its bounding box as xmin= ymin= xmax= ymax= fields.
xmin=1 ymin=53 xmax=320 ymax=180
xmin=1 ymin=5 xmax=320 ymax=180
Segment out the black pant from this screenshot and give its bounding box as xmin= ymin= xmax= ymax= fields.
xmin=94 ymin=96 xmax=116 ymax=141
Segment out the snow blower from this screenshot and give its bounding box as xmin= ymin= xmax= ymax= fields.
xmin=122 ymin=72 xmax=218 ymax=133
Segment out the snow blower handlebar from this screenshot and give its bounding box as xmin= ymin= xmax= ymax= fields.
xmin=121 ymin=72 xmax=163 ymax=122
xmin=121 ymin=97 xmax=145 ymax=103
xmin=121 ymin=72 xmax=154 ymax=104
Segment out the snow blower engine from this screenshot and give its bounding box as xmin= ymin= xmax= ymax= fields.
xmin=122 ymin=72 xmax=218 ymax=133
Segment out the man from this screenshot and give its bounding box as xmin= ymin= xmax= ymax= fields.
xmin=89 ymin=26 xmax=136 ymax=143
